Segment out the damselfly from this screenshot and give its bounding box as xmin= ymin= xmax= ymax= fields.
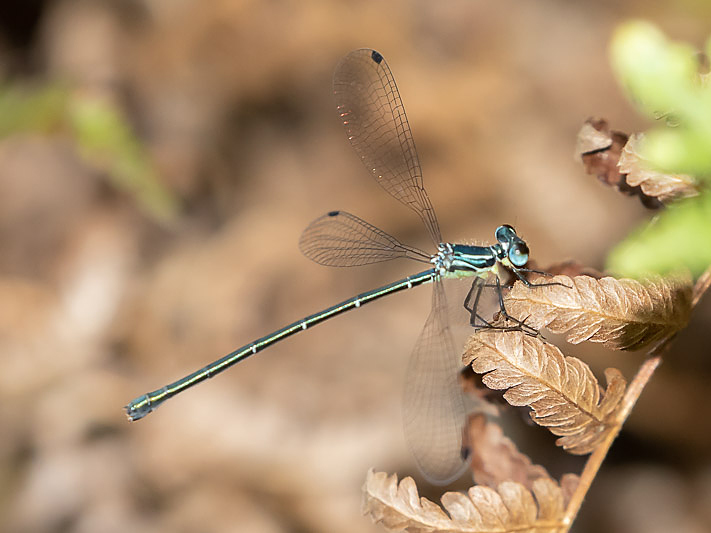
xmin=126 ymin=49 xmax=553 ymax=484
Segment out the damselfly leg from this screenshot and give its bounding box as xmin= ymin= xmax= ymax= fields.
xmin=463 ymin=276 xmax=539 ymax=336
xmin=462 ymin=264 xmax=571 ymax=336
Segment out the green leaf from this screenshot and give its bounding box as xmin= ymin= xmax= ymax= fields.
xmin=643 ymin=129 xmax=711 ymax=177
xmin=606 ymin=192 xmax=711 ymax=277
xmin=610 ymin=21 xmax=711 ymax=177
xmin=610 ymin=21 xmax=699 ymax=117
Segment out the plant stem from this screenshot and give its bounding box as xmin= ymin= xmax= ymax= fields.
xmin=692 ymin=264 xmax=711 ymax=308
xmin=561 ymin=356 xmax=662 ymax=531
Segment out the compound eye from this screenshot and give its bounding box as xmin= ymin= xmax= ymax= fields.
xmin=495 ymin=224 xmax=517 ymax=244
xmin=509 ymin=242 xmax=529 ymax=267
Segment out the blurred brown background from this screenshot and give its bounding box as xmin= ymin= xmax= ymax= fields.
xmin=1 ymin=1 xmax=710 ymax=532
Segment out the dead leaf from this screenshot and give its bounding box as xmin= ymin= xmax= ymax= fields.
xmin=464 ymin=413 xmax=554 ymax=490
xmin=618 ymin=133 xmax=699 ymax=203
xmin=576 ymin=118 xmax=662 ymax=209
xmin=576 ymin=118 xmax=628 ymax=189
xmin=503 ymin=274 xmax=693 ymax=351
xmin=363 ymin=469 xmax=567 ymax=532
xmin=463 ymin=331 xmax=627 ymax=455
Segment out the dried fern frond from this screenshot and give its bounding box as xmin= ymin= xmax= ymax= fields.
xmin=465 ymin=413 xmax=571 ymax=491
xmin=363 ymin=469 xmax=568 ymax=533
xmin=618 ymin=133 xmax=699 ymax=203
xmin=503 ymin=274 xmax=693 ymax=351
xmin=463 ymin=331 xmax=627 ymax=454
xmin=576 ymin=119 xmax=701 ymax=207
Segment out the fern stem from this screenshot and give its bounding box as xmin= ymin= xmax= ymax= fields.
xmin=692 ymin=264 xmax=711 ymax=307
xmin=561 ymin=355 xmax=662 ymax=530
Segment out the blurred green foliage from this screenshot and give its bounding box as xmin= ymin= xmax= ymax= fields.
xmin=607 ymin=21 xmax=711 ymax=278
xmin=0 ymin=84 xmax=68 ymax=136
xmin=0 ymin=84 xmax=178 ymax=223
xmin=68 ymin=95 xmax=179 ymax=223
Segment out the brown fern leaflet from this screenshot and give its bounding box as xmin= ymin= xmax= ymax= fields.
xmin=363 ymin=470 xmax=569 ymax=533
xmin=502 ymin=274 xmax=693 ymax=351
xmin=464 ymin=331 xmax=626 ymax=454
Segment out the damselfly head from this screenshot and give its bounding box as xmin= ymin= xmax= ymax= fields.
xmin=495 ymin=225 xmax=529 ymax=268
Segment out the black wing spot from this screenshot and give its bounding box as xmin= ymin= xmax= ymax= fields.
xmin=327 ymin=210 xmax=340 ymax=217
xmin=370 ymin=50 xmax=383 ymax=64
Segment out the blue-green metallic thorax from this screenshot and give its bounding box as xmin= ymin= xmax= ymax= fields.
xmin=433 ymin=242 xmax=500 ymax=279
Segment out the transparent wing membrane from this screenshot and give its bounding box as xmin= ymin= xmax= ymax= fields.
xmin=299 ymin=211 xmax=431 ymax=267
xmin=333 ymin=49 xmax=442 ymax=246
xmin=403 ymin=283 xmax=469 ymax=484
